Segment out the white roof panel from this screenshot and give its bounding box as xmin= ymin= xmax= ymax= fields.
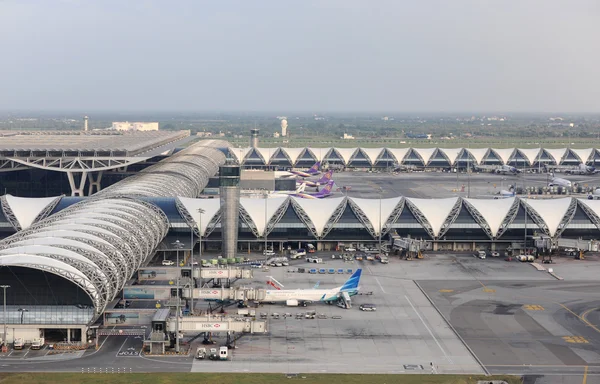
xmin=360 ymin=148 xmax=385 ymax=165
xmin=522 ymin=198 xmax=572 ymax=236
xmin=292 ymin=196 xmax=345 ymax=237
xmin=578 ymin=199 xmax=600 ymax=219
xmin=466 ymin=148 xmax=489 ymax=164
xmin=334 ymin=148 xmax=358 ymax=164
xmin=491 ymin=148 xmax=515 ymax=164
xmin=412 ymin=148 xmax=437 ymax=164
xmin=387 ymin=148 xmax=410 ymax=164
xmin=518 ymin=148 xmax=541 ymax=165
xmin=308 ymin=148 xmax=332 ymax=162
xmin=571 ymin=148 xmax=594 ymax=163
xmin=350 ymin=197 xmax=402 ymax=235
xmin=240 ymin=196 xmax=288 ymax=236
xmin=281 ymin=148 xmax=304 ymax=164
xmin=229 ymin=147 xmax=253 ymax=162
xmin=544 ymin=148 xmax=567 ymax=164
xmin=4 ymin=195 xmax=60 ymax=229
xmin=254 ymin=147 xmax=276 ymax=163
xmin=463 ymin=197 xmax=516 ymax=237
xmin=406 ymin=197 xmax=459 ymax=237
xmin=177 ymin=197 xmax=221 ymax=236
xmin=438 ymin=148 xmax=463 ymax=165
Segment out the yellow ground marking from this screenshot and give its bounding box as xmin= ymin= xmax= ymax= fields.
xmin=439 ymin=289 xmax=454 ymax=293
xmin=523 ymin=304 xmax=545 ymax=311
xmin=583 ymin=365 xmax=588 ymax=384
xmin=476 ymin=280 xmax=496 ymax=293
xmin=563 ymin=336 xmax=589 ymax=344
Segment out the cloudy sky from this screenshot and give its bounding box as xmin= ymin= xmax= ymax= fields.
xmin=1 ymin=0 xmax=599 ymax=112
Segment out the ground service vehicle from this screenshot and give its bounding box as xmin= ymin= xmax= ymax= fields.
xmin=13 ymin=338 xmax=24 ymax=350
xmin=359 ymin=304 xmax=377 ymax=311
xmin=196 ymin=347 xmax=207 ymax=359
xmin=306 ymin=257 xmax=323 ymax=263
xmin=162 ymin=260 xmax=174 ymax=266
xmin=477 ymin=251 xmax=486 ymax=259
xmin=219 ymin=346 xmax=228 ymax=360
xmin=31 ymin=338 xmax=45 ymax=350
xmin=346 ymin=247 xmax=356 ymax=252
xmin=291 ymin=249 xmax=306 ymax=259
xmin=380 ymin=257 xmax=389 ymax=264
xmin=263 ymin=249 xmax=275 ymax=256
xmin=491 ymin=251 xmax=500 ymax=257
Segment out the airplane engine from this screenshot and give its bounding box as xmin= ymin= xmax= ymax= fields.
xmin=495 ymin=169 xmax=501 ymax=174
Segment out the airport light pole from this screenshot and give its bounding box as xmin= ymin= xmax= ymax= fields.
xmin=194 ymin=208 xmax=206 ymax=316
xmin=18 ymin=308 xmax=28 ymax=324
xmin=175 ymin=276 xmax=180 ymax=353
xmin=1 ymin=285 xmax=9 ymax=347
xmin=378 ymin=188 xmax=384 ymax=255
xmin=172 ymin=240 xmax=184 ymax=267
xmin=264 ymin=190 xmax=268 ymax=255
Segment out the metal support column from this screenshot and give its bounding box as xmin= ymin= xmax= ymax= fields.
xmin=67 ymin=171 xmax=88 ymax=196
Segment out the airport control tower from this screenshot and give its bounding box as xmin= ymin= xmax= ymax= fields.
xmin=219 ymin=164 xmax=240 ymax=258
xmin=250 ymin=128 xmax=259 ymax=148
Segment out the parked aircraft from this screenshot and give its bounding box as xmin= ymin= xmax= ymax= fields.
xmin=495 ymin=186 xmax=516 ymax=199
xmin=588 ymin=189 xmax=600 ymax=200
xmin=262 ymin=269 xmax=362 ymax=304
xmin=291 ymin=161 xmax=321 ymax=178
xmin=292 ymin=180 xmax=335 ymax=199
xmin=565 ymin=163 xmax=598 ymax=175
xmin=475 ymin=164 xmax=520 ymax=175
xmin=548 ymin=176 xmax=572 ymax=188
xmin=298 ymin=170 xmax=334 ymax=188
xmin=270 ymin=183 xmax=306 ymax=196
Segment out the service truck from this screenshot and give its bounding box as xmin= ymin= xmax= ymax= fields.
xmin=31 ymin=338 xmax=45 ymax=350
xmin=13 ymin=338 xmax=24 ymax=350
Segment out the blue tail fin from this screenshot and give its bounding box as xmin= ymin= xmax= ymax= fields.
xmin=340 ymin=269 xmax=361 ymax=292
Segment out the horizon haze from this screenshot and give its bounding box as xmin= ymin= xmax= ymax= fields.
xmin=1 ymin=0 xmax=599 ymax=113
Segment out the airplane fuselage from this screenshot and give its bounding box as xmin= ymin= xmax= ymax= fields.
xmin=263 ymin=288 xmax=358 ymax=302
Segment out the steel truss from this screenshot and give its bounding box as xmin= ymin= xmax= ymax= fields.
xmin=523 ymin=199 xmax=577 ymax=238
xmin=496 ymin=199 xmax=520 ymax=239
xmin=271 ymin=148 xmax=293 ymax=165
xmin=239 ymin=205 xmax=259 ymax=237
xmin=405 ymin=198 xmax=461 ymax=239
xmin=347 ymin=200 xmax=378 ymax=238
xmin=0 ymin=195 xmax=21 ymax=231
xmin=265 ymin=198 xmax=290 ymax=237
xmin=462 ymin=200 xmax=494 ymax=239
xmin=382 ymin=199 xmax=405 ymax=236
xmin=290 ymin=198 xmax=347 ymax=239
xmin=7 ymin=156 xmax=147 ymax=172
xmin=579 ymin=201 xmax=600 ymax=231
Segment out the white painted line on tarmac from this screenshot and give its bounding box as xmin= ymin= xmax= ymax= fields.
xmin=366 ymin=265 xmax=386 ymax=294
xmin=405 ymin=294 xmax=453 ymax=364
xmin=115 ymin=337 xmax=129 ymax=357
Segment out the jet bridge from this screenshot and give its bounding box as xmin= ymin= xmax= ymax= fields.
xmin=198 ymin=267 xmax=253 ymax=280
xmin=166 ymin=315 xmax=267 ymax=334
xmin=183 ymin=287 xmax=267 ymax=301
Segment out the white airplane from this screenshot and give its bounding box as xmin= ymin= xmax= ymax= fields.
xmin=475 ymin=164 xmax=521 ymax=175
xmin=548 ymin=176 xmax=572 ymax=188
xmin=564 ymin=163 xmax=598 ymax=175
xmin=588 ymin=188 xmax=600 ymax=200
xmin=261 ymin=269 xmax=362 ymax=305
xmin=270 ymin=183 xmax=306 ymax=196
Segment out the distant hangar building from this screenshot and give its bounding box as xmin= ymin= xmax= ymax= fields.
xmin=111 ymin=122 xmax=159 ymax=131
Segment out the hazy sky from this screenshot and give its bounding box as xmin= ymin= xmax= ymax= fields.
xmin=1 ymin=0 xmax=599 ymax=113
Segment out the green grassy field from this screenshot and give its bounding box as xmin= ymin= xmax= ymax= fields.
xmin=0 ymin=373 xmax=521 ymax=384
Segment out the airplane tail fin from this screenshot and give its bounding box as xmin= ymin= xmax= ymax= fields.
xmin=308 ymin=161 xmax=321 ymax=173
xmin=313 ymin=281 xmax=320 ymax=289
xmin=317 ymin=170 xmax=333 ymax=184
xmin=296 ymin=183 xmax=306 ymax=193
xmin=340 ymin=269 xmax=361 ymax=292
xmin=319 ymin=180 xmax=335 ymax=196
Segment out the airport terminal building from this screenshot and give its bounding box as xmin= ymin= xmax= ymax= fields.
xmin=2 ymin=138 xmax=600 ymax=344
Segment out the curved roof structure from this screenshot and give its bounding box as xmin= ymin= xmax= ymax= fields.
xmin=291 ymin=196 xmax=346 ymax=238
xmin=0 ymin=195 xmax=61 ymax=230
xmin=229 ymin=147 xmax=600 ymax=167
xmin=405 ymin=197 xmax=461 ymax=238
xmin=348 ymin=197 xmax=403 ymax=236
xmin=0 ymin=140 xmax=227 ymax=324
xmin=463 ymin=197 xmax=519 ymax=238
xmin=521 ymin=198 xmax=576 ymax=237
xmin=239 ymin=196 xmax=290 ymax=237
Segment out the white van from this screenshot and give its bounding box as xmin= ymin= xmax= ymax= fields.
xmin=477 ymin=250 xmax=486 ymax=259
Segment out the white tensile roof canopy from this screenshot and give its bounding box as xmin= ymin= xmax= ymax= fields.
xmin=518 ymin=148 xmax=541 ymax=165
xmin=334 ymin=148 xmax=358 ymax=164
xmin=544 ymin=148 xmax=567 ymax=164
xmin=176 ymin=197 xmax=221 ymax=236
xmin=281 ymin=148 xmax=305 ymax=164
xmin=239 ymin=196 xmax=288 ymax=236
xmin=3 ymin=195 xmax=61 ymax=229
xmin=412 ymin=148 xmax=437 ymax=165
xmin=360 ymin=148 xmax=385 ymax=165
xmin=438 ymin=148 xmax=463 ymax=165
xmin=571 ymin=148 xmax=594 ymax=163
xmin=349 ymin=197 xmax=402 ymax=235
xmin=406 ymin=197 xmax=459 ymax=237
xmin=521 ymin=198 xmax=573 ymax=236
xmin=307 ymin=148 xmax=332 ymax=162
xmin=466 ymin=148 xmax=489 ymax=164
xmin=229 ymin=147 xmax=253 ymax=162
xmin=254 ymin=147 xmax=276 ymax=163
xmin=491 ymin=148 xmax=515 ymax=164
xmin=463 ymin=197 xmax=516 ymax=237
xmin=387 ymin=148 xmax=410 ymax=164
xmin=292 ymin=196 xmax=345 ymax=237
